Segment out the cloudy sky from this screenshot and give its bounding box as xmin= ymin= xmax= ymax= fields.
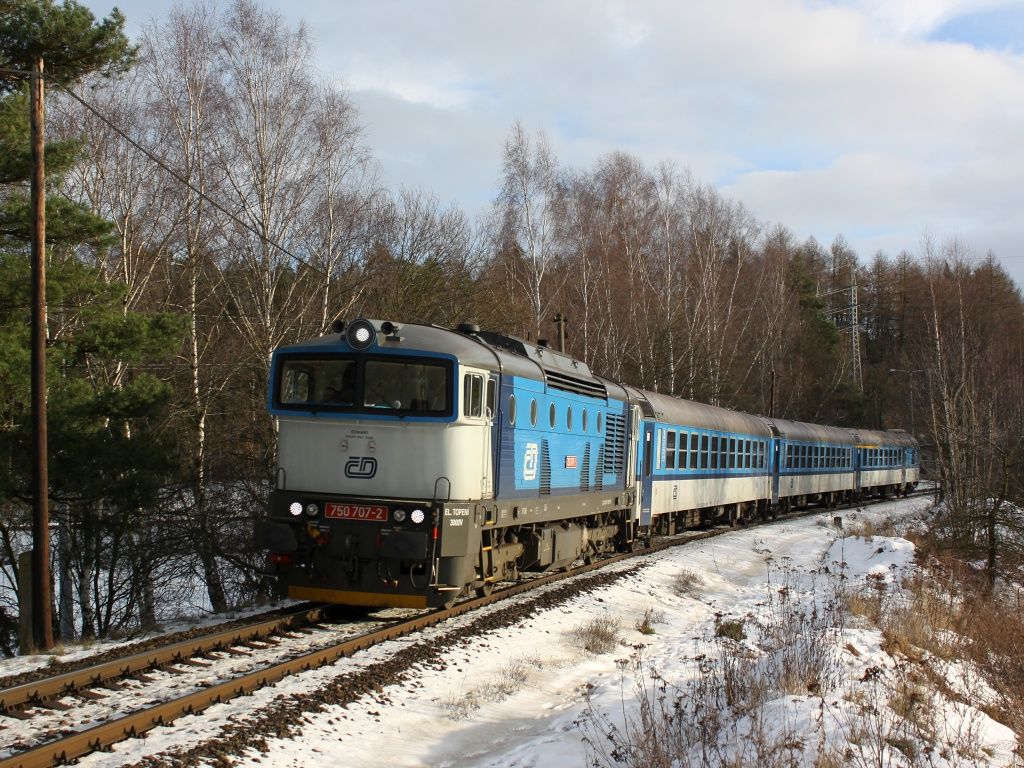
xmin=85 ymin=0 xmax=1024 ymax=286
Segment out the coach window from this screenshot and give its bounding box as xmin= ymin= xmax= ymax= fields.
xmin=700 ymin=434 xmax=709 ymax=469
xmin=463 ymin=374 xmax=483 ymax=418
xmin=530 ymin=399 xmax=538 ymax=427
xmin=689 ymin=433 xmax=698 ymax=470
xmin=709 ymin=436 xmax=718 ymax=470
xmin=508 ymin=394 xmax=517 ymax=425
xmin=666 ymin=430 xmax=676 ymax=470
xmin=678 ymin=432 xmax=686 ymax=469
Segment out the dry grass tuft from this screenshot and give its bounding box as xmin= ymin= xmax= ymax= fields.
xmin=570 ymin=616 xmax=622 ymax=654
xmin=671 ymin=568 xmax=704 ymax=597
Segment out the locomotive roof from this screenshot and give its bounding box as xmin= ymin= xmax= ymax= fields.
xmin=629 ymin=387 xmax=773 ymax=437
xmin=762 ymin=417 xmax=857 ymax=445
xmin=278 ymin=320 xmax=626 ymax=400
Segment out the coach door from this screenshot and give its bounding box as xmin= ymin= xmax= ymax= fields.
xmin=627 ymin=405 xmax=642 ymax=522
xmin=766 ymin=423 xmax=781 ymax=504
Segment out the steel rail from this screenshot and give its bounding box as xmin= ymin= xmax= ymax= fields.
xmin=0 ymin=489 xmax=931 ymax=768
xmin=0 ymin=605 xmax=328 ymax=712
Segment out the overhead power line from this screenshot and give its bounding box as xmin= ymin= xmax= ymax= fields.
xmin=44 ymin=78 xmax=322 ymax=277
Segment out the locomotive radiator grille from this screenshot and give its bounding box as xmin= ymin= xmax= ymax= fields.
xmin=580 ymin=442 xmax=591 ymax=492
xmin=540 ymin=439 xmax=551 ymax=495
xmin=604 ymin=413 xmax=625 ymax=476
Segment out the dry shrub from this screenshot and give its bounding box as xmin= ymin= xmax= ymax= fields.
xmin=582 ymin=568 xmax=846 ymax=768
xmin=570 ymin=616 xmax=621 ymax=654
xmin=715 ymin=617 xmax=746 ymax=641
xmin=440 ymin=654 xmax=546 ymax=719
xmin=856 ymin=535 xmax=1024 ymax=739
xmin=848 ymin=516 xmax=900 ymax=539
xmin=671 ymin=568 xmax=704 ymax=597
xmin=634 ymin=607 xmax=663 ymax=635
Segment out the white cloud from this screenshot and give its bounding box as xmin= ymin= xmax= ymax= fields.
xmin=89 ymin=0 xmax=1024 ymax=285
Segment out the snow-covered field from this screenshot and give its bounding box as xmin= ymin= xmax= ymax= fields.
xmin=17 ymin=495 xmax=1020 ymax=768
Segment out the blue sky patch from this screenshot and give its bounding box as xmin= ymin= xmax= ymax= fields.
xmin=931 ymin=7 xmax=1024 ymax=52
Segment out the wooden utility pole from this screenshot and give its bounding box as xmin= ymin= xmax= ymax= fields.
xmin=29 ymin=56 xmax=54 ymax=652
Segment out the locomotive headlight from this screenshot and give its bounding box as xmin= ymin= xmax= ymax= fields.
xmin=305 ymin=503 xmax=319 ymax=517
xmin=393 ymin=508 xmax=407 ymax=523
xmin=410 ymin=508 xmax=426 ymax=524
xmin=345 ymin=319 xmax=376 ymax=350
xmin=288 ymin=502 xmax=303 ymax=517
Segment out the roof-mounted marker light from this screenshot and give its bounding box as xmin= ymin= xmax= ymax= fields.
xmin=346 ymin=319 xmax=376 ymax=350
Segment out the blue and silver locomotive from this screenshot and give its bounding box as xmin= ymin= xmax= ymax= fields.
xmin=259 ymin=319 xmax=920 ymax=608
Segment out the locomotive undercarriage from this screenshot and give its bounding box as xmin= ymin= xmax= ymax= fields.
xmin=261 ymin=488 xmax=639 ymax=609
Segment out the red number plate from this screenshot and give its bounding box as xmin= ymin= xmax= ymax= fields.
xmin=324 ymin=503 xmax=388 ymax=521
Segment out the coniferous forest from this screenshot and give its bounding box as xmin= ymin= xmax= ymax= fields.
xmin=1 ymin=0 xmax=1022 ymax=650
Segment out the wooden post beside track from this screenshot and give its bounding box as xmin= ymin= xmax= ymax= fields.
xmin=29 ymin=56 xmax=54 ymax=653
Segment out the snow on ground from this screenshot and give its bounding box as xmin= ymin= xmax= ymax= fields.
xmin=44 ymin=496 xmax=1023 ymax=767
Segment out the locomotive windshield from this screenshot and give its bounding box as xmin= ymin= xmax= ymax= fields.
xmin=275 ymin=355 xmax=450 ymax=416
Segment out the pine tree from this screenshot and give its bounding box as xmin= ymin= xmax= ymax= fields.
xmin=0 ymin=2 xmax=181 ymax=648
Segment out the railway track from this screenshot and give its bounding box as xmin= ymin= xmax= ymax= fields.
xmin=0 ymin=489 xmax=932 ymax=768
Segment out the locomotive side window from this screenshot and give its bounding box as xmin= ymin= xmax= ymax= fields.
xmin=582 ymin=409 xmax=588 ymax=433
xmin=597 ymin=411 xmax=603 ymax=433
xmin=530 ymin=399 xmax=538 ymax=426
xmin=508 ymin=394 xmax=517 ymax=425
xmin=549 ymin=402 xmax=557 ymax=429
xmin=567 ymin=406 xmax=573 ymax=432
xmin=463 ymin=374 xmax=483 ymax=418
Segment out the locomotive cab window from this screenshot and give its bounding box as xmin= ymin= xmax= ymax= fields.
xmin=275 ymin=355 xmax=449 ymax=416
